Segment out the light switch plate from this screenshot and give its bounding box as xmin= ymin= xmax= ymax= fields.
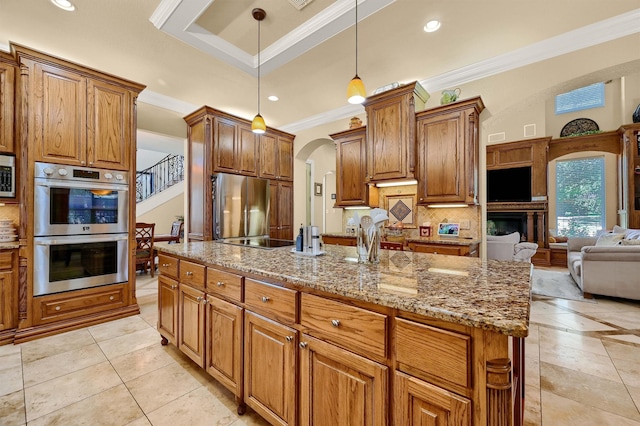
xmin=460 ymin=219 xmax=470 ymax=229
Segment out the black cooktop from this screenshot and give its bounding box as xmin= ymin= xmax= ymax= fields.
xmin=221 ymin=237 xmax=295 ymax=249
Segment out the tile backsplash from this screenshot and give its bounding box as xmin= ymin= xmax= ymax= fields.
xmin=0 ymin=204 xmax=19 ymax=227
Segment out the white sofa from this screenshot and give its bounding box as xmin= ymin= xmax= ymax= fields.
xmin=567 ymin=226 xmax=640 ymax=300
xmin=486 ymin=232 xmax=538 ymax=262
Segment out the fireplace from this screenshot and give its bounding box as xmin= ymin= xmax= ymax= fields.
xmin=487 ymin=206 xmax=546 ymax=246
xmin=487 ymin=212 xmax=528 ymax=239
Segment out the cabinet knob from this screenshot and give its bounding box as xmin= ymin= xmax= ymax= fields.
xmin=109 ymin=296 xmax=114 ymax=301
xmin=196 ymin=296 xmax=203 ymax=302
xmin=186 ymin=271 xmax=194 ymax=276
xmin=285 ymin=336 xmax=293 ymax=343
xmin=171 ymin=284 xmax=177 ymax=290
xmin=162 ymin=263 xmax=170 ymax=267
xmin=331 ymin=319 xmax=341 ymax=327
xmin=261 ymin=296 xmax=270 ymax=303
xmin=55 ymin=306 xmax=61 ymax=311
xmin=217 ymin=281 xmax=224 ymax=287
xmin=299 ymin=342 xmax=308 ymax=349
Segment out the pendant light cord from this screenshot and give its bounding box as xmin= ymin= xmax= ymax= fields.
xmin=257 ymin=18 xmax=261 ymax=115
xmin=355 ymin=0 xmax=358 ymax=76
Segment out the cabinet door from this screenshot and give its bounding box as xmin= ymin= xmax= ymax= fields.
xmin=213 ymin=116 xmax=238 ymax=174
xmin=277 ymin=181 xmax=293 ymax=240
xmin=34 ymin=62 xmax=87 ymax=166
xmin=187 ymin=116 xmax=211 ymax=241
xmin=269 ymin=181 xmax=279 ymax=239
xmin=178 ymin=284 xmax=206 ymax=367
xmin=259 ymin=133 xmax=278 ymax=180
xmin=366 ymin=98 xmax=407 ymax=181
xmin=0 ymin=270 xmax=13 ymax=331
xmin=394 ymin=371 xmax=471 ymax=426
xmin=277 ymin=135 xmax=293 ymax=181
xmin=416 ymin=110 xmax=465 ymax=204
xmin=205 ymin=294 xmax=243 ymax=398
xmin=237 ymin=123 xmax=258 ymax=176
xmin=299 ymin=334 xmax=388 ymax=426
xmin=0 ymin=61 xmax=15 ymax=153
xmin=87 ymin=79 xmax=131 ymax=170
xmin=336 ymin=130 xmax=369 ymax=206
xmin=158 ymin=275 xmax=179 ymax=345
xmin=244 ymin=311 xmax=297 ymax=426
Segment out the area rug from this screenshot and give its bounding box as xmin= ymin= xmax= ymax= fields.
xmin=531 ymin=269 xmax=595 ymax=302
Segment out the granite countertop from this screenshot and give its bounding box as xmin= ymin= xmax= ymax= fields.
xmin=156 ymin=241 xmax=531 ymax=337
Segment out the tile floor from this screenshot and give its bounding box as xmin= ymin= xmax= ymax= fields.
xmin=0 ymin=270 xmax=639 ymax=425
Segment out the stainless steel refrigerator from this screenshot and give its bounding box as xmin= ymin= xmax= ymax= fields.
xmin=211 ymin=173 xmax=270 ymax=240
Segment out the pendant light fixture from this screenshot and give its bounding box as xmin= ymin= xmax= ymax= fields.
xmin=347 ymin=0 xmax=366 ymax=104
xmin=251 ymin=8 xmax=267 ymax=134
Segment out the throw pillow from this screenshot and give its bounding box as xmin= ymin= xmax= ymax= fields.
xmin=612 ymin=225 xmax=627 ymax=234
xmin=595 ymin=233 xmax=624 ymax=246
xmin=624 ymin=229 xmax=640 ymax=240
xmin=595 ymin=229 xmax=613 ymax=238
xmin=620 ymin=239 xmax=640 ymax=246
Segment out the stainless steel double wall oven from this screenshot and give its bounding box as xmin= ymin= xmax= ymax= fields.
xmin=33 ymin=162 xmax=129 ymax=296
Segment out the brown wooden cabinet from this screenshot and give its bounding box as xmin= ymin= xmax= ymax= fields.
xmin=158 ymin=274 xmax=179 ymax=346
xmin=621 ymin=124 xmax=640 ymax=228
xmin=0 ymin=57 xmax=16 ymax=153
xmin=20 ymin=58 xmax=138 ymax=170
xmin=330 ymin=126 xmax=378 ymax=207
xmin=363 ymin=81 xmax=428 ymax=183
xmin=178 ymin=283 xmax=206 ymax=367
xmin=270 ymin=180 xmax=293 ymax=240
xmin=0 ymin=250 xmax=17 ymax=345
xmin=407 ymin=241 xmax=479 ymax=257
xmin=416 ymin=97 xmax=484 ymax=205
xmin=184 ymin=106 xmax=295 ymax=241
xmin=299 ymin=334 xmax=388 ymax=426
xmin=213 ymin=116 xmax=258 ymax=176
xmin=259 ymin=130 xmax=294 ymax=181
xmin=244 ymin=310 xmax=297 ymax=426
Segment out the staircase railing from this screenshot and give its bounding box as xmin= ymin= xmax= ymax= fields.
xmin=136 ymin=154 xmax=184 ymax=202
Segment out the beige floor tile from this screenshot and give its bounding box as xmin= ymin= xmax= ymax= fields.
xmin=530 ymin=300 xmax=570 ymax=315
xmin=19 ymin=329 xmax=95 ymax=363
xmin=550 ymin=297 xmax=640 ymax=314
xmin=531 ymin=312 xmax=616 ymax=332
xmin=111 ymin=343 xmax=178 ymax=382
xmin=540 ymin=390 xmax=640 ymax=425
xmin=125 ymin=362 xmax=202 ymax=414
xmin=596 ymin=311 xmax=640 ymax=330
xmin=523 ymin=384 xmax=541 ymax=426
xmin=611 ymin=357 xmax=640 ymax=388
xmin=603 ymin=340 xmax=640 ymax=361
xmin=0 ymin=344 xmax=20 ymax=357
xmin=229 ymin=409 xmax=271 ymax=426
xmin=539 ymin=343 xmax=621 ymax=382
xmin=98 ymin=327 xmax=161 ymax=360
xmin=628 ymin=385 xmax=640 ymax=411
xmin=23 ymin=343 xmax=106 ymax=388
xmin=539 ymin=327 xmax=608 ymax=356
xmin=525 ymin=324 xmax=539 ymax=346
xmin=0 ymin=390 xmax=25 ymax=425
xmin=0 ymin=351 xmax=23 ymax=398
xmin=525 ymin=350 xmax=541 ymax=389
xmin=540 ymin=362 xmax=640 ymax=421
xmin=127 ymin=417 xmax=152 ymax=425
xmin=604 ymin=335 xmax=640 ymax=345
xmin=89 ymin=315 xmax=153 ymax=342
xmin=146 ymin=386 xmax=238 ymax=426
xmin=24 ymin=361 xmax=122 ymax=422
xmin=28 ymin=384 xmax=144 ymax=426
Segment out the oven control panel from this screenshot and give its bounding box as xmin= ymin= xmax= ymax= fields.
xmin=36 ymin=162 xmax=128 ymax=185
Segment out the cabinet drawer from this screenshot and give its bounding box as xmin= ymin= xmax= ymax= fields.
xmin=244 ymin=279 xmax=296 ymax=323
xmin=206 ymin=267 xmax=243 ymax=303
xmin=301 ymin=293 xmax=387 ymax=359
xmin=157 ymin=254 xmax=178 ymax=279
xmin=180 ymin=260 xmax=206 ymax=289
xmin=0 ymin=250 xmax=14 ymax=270
xmin=413 ymin=244 xmax=461 ymax=256
xmin=395 ymin=318 xmax=471 ymax=389
xmin=34 ymin=284 xmax=126 ymax=324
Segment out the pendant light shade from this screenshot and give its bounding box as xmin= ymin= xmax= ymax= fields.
xmin=252 ymin=8 xmax=266 ymax=134
xmin=347 ymin=0 xmax=366 ymax=104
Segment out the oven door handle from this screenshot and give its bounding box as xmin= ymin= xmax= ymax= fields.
xmin=34 ymin=234 xmax=129 ymax=245
xmin=35 ymin=180 xmax=129 ymax=192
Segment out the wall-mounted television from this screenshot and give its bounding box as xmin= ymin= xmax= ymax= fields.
xmin=487 ymin=167 xmax=532 ymax=202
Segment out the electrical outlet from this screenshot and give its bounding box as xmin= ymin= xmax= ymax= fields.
xmin=460 ymin=219 xmax=470 ymax=230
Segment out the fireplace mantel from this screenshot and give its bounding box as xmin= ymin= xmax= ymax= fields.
xmin=487 ymin=201 xmax=547 ymax=211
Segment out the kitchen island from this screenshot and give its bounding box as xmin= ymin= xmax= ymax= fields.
xmin=155 ymin=241 xmax=531 ymax=425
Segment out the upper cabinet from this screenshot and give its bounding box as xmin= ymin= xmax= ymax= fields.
xmin=16 ymin=46 xmax=144 ymax=171
xmin=0 ymin=56 xmax=16 ymax=153
xmin=259 ymin=130 xmax=294 ymax=181
xmin=213 ymin=116 xmax=258 ymax=176
xmin=330 ymin=126 xmax=377 ymax=208
xmin=363 ymin=82 xmax=429 ymax=183
xmin=416 ymin=97 xmax=484 ymax=205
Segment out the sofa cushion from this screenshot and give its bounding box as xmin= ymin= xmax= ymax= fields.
xmin=595 ymin=233 xmax=624 ymax=246
xmin=620 ymin=239 xmax=640 ymax=246
xmin=487 ymin=232 xmax=520 ymax=243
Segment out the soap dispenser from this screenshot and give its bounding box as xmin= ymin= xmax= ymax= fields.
xmin=296 ymin=224 xmax=304 ymax=252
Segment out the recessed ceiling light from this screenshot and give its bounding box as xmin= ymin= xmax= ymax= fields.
xmin=423 ymin=20 xmax=441 ymax=33
xmin=51 ymin=0 xmax=75 ymax=11
xmin=268 ymin=95 xmax=279 ymax=102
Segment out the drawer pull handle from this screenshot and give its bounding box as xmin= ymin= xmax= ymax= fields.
xmin=186 ymin=271 xmax=194 ymax=276
xmin=196 ymin=296 xmax=203 ymax=302
xmin=285 ymin=336 xmax=293 ymax=343
xmin=331 ymin=319 xmax=341 ymax=327
xmin=55 ymin=306 xmax=61 ymax=311
xmin=109 ymin=296 xmax=114 ymax=301
xmin=162 ymin=263 xmax=170 ymax=267
xmin=202 ymin=299 xmax=208 ymax=305
xmin=261 ymin=296 xmax=270 ymax=303
xmin=299 ymin=342 xmax=308 ymax=349
xmin=217 ymin=281 xmax=224 ymax=287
